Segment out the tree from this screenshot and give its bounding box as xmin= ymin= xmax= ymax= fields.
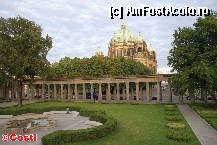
xmin=51 ymin=55 xmax=151 ymax=78
xmin=0 ymin=16 xmax=52 ymax=106
xmin=168 ymin=12 xmax=217 ymax=103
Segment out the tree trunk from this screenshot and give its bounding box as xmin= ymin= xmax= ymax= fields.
xmin=18 ymin=79 xmax=23 ymax=107
xmin=201 ymin=87 xmax=207 ymax=102
xmin=30 ymin=77 xmax=34 ymax=99
xmin=178 ymin=95 xmax=182 ymax=104
xmin=181 ymin=95 xmax=184 ymax=103
xmin=189 ymin=90 xmax=195 ymax=102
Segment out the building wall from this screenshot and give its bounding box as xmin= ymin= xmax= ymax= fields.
xmin=108 ymin=41 xmax=157 ymax=73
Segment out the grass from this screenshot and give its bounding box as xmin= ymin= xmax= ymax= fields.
xmin=0 ymin=101 xmax=201 ymax=145
xmin=189 ymin=102 xmax=217 ymax=130
xmin=164 ymin=105 xmax=191 ymax=142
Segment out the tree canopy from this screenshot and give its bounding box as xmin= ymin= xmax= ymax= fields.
xmin=0 ymin=16 xmax=52 ymax=105
xmin=168 ymin=12 xmax=217 ymax=101
xmin=51 ymin=55 xmax=151 ymax=79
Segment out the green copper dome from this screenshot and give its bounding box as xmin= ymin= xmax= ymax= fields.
xmin=111 ymin=23 xmax=143 ymax=43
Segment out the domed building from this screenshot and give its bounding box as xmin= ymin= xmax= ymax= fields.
xmin=108 ymin=22 xmax=157 ymax=73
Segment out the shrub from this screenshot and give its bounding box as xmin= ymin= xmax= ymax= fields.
xmin=0 ymin=105 xmax=81 ymax=116
xmin=41 ymin=110 xmax=117 ymax=145
xmin=165 ymin=111 xmax=179 ymax=116
xmin=206 ymin=118 xmax=217 ymax=130
xmin=165 ymin=107 xmax=178 ymax=112
xmin=200 ymin=110 xmax=217 ymax=118
xmin=165 ymin=116 xmax=182 ymax=121
xmin=164 ymin=105 xmax=176 ymax=108
xmin=166 ymin=122 xmax=186 ymax=129
xmin=166 ymin=130 xmax=190 ymax=142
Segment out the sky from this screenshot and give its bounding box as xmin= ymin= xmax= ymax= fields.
xmin=0 ymin=0 xmax=217 ymax=74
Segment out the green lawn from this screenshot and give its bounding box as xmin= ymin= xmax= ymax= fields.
xmin=189 ymin=102 xmax=217 ymax=130
xmin=0 ymin=101 xmax=201 ymax=145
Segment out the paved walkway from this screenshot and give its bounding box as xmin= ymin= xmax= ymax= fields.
xmin=177 ymin=104 xmax=217 ymax=145
xmin=0 ymin=113 xmax=97 ymax=145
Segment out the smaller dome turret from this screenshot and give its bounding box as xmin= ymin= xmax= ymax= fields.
xmin=110 ymin=22 xmax=144 ymax=43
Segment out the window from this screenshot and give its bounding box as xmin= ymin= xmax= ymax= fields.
xmin=138 ymin=47 xmax=142 ymax=52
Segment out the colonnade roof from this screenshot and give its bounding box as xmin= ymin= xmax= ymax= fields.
xmin=24 ymin=74 xmax=173 ymax=85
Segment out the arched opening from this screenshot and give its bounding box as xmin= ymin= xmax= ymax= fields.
xmin=137 ymin=47 xmax=142 ymax=52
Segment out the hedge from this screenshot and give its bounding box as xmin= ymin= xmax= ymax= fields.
xmin=166 ymin=122 xmax=186 ymax=129
xmin=166 ymin=130 xmax=190 ymax=142
xmin=165 ymin=116 xmax=182 ymax=121
xmin=165 ymin=111 xmax=179 ymax=116
xmin=0 ymin=103 xmax=117 ymax=145
xmin=164 ymin=105 xmax=190 ymax=143
xmin=41 ymin=110 xmax=117 ymax=145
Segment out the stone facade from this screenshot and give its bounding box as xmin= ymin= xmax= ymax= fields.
xmin=108 ymin=22 xmax=157 ymax=73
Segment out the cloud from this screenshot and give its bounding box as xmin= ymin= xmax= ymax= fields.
xmin=0 ymin=0 xmax=216 ymax=74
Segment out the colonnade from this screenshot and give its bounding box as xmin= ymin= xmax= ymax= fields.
xmin=22 ymin=75 xmax=172 ymax=103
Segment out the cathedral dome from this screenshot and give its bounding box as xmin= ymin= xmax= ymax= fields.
xmin=111 ymin=22 xmax=143 ymax=43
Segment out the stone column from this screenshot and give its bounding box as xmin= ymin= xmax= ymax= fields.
xmin=116 ymin=83 xmax=120 ymax=100
xmin=47 ymin=84 xmax=50 ymax=99
xmin=136 ymin=82 xmax=139 ymax=101
xmin=68 ymin=84 xmax=71 ymax=100
xmin=21 ymin=84 xmax=25 ymax=99
xmin=61 ymin=84 xmax=64 ymax=100
xmin=157 ymin=82 xmax=161 ymax=103
xmin=98 ymin=83 xmax=102 ymax=101
xmin=106 ymin=83 xmax=111 ymax=101
xmin=126 ymin=82 xmax=130 ymax=101
xmin=53 ymin=84 xmax=57 ymax=99
xmin=130 ymin=85 xmax=134 ymax=100
xmin=140 ymin=85 xmax=143 ymax=101
xmin=26 ymin=85 xmax=30 ymax=99
xmin=42 ymin=84 xmax=45 ymax=99
xmin=149 ymin=83 xmax=152 ymax=101
xmin=30 ymin=84 xmax=34 ymax=99
xmin=36 ymin=85 xmax=39 ymax=98
xmin=113 ymin=86 xmax=117 ymax=100
xmin=146 ymin=82 xmax=150 ymax=103
xmin=168 ymin=80 xmax=172 ymax=102
xmin=74 ymin=84 xmax=78 ymax=100
xmin=90 ymin=83 xmax=93 ymax=100
xmin=83 ymin=83 xmax=86 ymax=100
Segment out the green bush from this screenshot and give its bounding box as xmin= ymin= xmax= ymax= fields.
xmin=165 ymin=107 xmax=178 ymax=112
xmin=165 ymin=116 xmax=182 ymax=121
xmin=200 ymin=110 xmax=217 ymax=118
xmin=165 ymin=111 xmax=179 ymax=116
xmin=207 ymin=118 xmax=217 ymax=130
xmin=164 ymin=105 xmax=176 ymax=108
xmin=41 ymin=111 xmax=117 ymax=145
xmin=0 ymin=105 xmax=80 ymax=116
xmin=166 ymin=130 xmax=190 ymax=142
xmin=189 ymin=102 xmax=217 ymax=131
xmin=166 ymin=122 xmax=186 ymax=129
